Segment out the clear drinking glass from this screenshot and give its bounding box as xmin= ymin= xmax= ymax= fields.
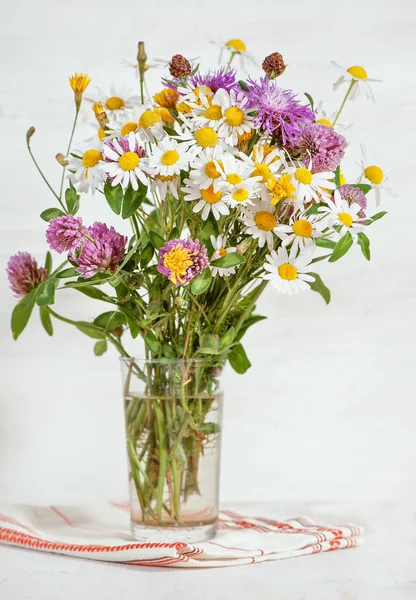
xmin=120 ymin=358 xmax=224 ymax=543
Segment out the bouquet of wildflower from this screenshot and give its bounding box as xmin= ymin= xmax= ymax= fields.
xmin=7 ymin=41 xmax=391 ymax=528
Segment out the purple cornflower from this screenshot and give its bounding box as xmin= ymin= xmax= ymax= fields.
xmin=6 ymin=252 xmax=48 ymax=297
xmin=293 ymin=123 xmax=347 ymax=173
xmin=46 ymin=215 xmax=86 ymax=254
xmin=73 ymin=222 xmax=127 ymax=279
xmin=190 ymin=67 xmax=238 ymax=93
xmin=157 ymin=238 xmax=209 ymax=286
xmin=244 ymin=77 xmax=315 ymax=144
xmin=338 ymin=184 xmax=367 ymax=217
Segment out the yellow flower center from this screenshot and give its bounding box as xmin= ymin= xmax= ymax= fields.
xmin=153 ymin=88 xmax=178 ymax=109
xmin=105 ymin=96 xmax=125 ymax=111
xmin=252 ymin=163 xmax=271 ymax=183
xmin=139 ymin=109 xmax=162 ymax=129
xmin=232 ymin=188 xmax=249 ymax=203
xmin=224 ymin=106 xmax=245 ymax=127
xmin=254 ymin=211 xmax=277 ymax=231
xmin=82 ymin=149 xmax=102 ymax=168
xmin=205 ymin=160 xmax=223 ymax=179
xmin=268 ymin=173 xmax=296 ymax=206
xmin=339 ymin=170 xmax=346 ymax=186
xmin=163 ymin=244 xmax=194 ymax=285
xmin=278 ymin=263 xmax=298 ymax=281
xmin=226 ymin=38 xmax=246 ymax=53
xmin=316 ymin=118 xmax=332 ymax=127
xmin=97 ymin=128 xmax=106 ymax=141
xmin=294 ymin=167 xmax=313 ymax=185
xmin=204 ymin=104 xmax=223 ymax=120
xmin=194 ymin=85 xmax=213 ymax=98
xmin=156 ymin=174 xmax=177 ymax=181
xmin=119 ymin=152 xmax=139 ymax=171
xmin=364 ymin=165 xmax=383 ymax=184
xmin=161 ymin=149 xmax=180 ymax=166
xmin=292 ymin=219 xmax=313 ymax=238
xmin=347 ymin=66 xmax=368 ymax=80
xmin=201 ymin=185 xmax=222 ymax=204
xmin=194 ymin=127 xmax=218 ymax=148
xmin=176 ymin=101 xmax=193 ymax=114
xmin=219 ymin=247 xmax=227 ymax=257
xmin=338 ymin=212 xmax=353 ymax=227
xmin=227 ymin=173 xmax=243 ymax=185
xmin=120 ymin=121 xmax=138 ymax=136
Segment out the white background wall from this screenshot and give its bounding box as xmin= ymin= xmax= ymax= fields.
xmin=1 ymin=0 xmax=415 ymax=506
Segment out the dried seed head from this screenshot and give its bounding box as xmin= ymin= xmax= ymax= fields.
xmin=169 ymin=54 xmax=192 ymax=78
xmin=262 ymin=52 xmax=287 ymax=78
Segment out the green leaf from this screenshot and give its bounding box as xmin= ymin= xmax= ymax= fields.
xmin=162 ymin=342 xmax=176 ymax=359
xmin=315 ymin=238 xmax=336 ymax=249
xmin=220 ymin=327 xmax=235 ymax=349
xmin=308 ymin=273 xmax=331 ymax=304
xmin=94 ymin=340 xmax=108 ymax=356
xmin=200 ymin=214 xmax=219 ymax=246
xmin=75 ymin=322 xmax=106 ymax=339
xmin=125 ymin=314 xmax=140 ymax=339
xmin=40 ymin=208 xmax=65 ymax=222
xmin=210 ymin=252 xmax=245 ymax=268
xmin=122 ymin=186 xmax=144 ymax=219
xmin=55 ymin=267 xmax=77 ymax=279
xmin=35 ymin=279 xmax=56 ymax=306
xmin=65 ymin=182 xmax=80 ymax=215
xmin=74 ymin=286 xmax=109 ymax=301
xmin=169 ymin=227 xmax=180 ymax=240
xmin=228 ymin=342 xmax=251 ymax=374
xmin=163 ymin=126 xmax=178 ymax=137
xmin=39 ymin=306 xmax=53 ymax=336
xmin=370 ymin=211 xmax=388 ymax=223
xmin=238 ymin=80 xmax=249 ymax=92
xmin=329 ymin=232 xmax=353 ymax=263
xmin=304 ymin=92 xmax=314 ymax=109
xmin=236 ymin=315 xmax=267 ymax=341
xmin=149 ymin=230 xmax=165 ymax=250
xmin=191 ymin=268 xmax=212 ymax=295
xmin=11 ymin=289 xmax=36 ymax=340
xmin=144 ymin=330 xmax=161 ymax=354
xmin=334 ymin=166 xmax=341 ymax=188
xmin=199 ymin=422 xmax=220 ymax=435
xmin=44 ymin=251 xmax=52 ymax=273
xmin=200 ymin=333 xmax=220 ymax=352
xmin=94 ymin=311 xmax=126 ymax=330
xmin=357 ymin=232 xmax=371 ymax=261
xmin=351 ymin=183 xmax=372 ymax=195
xmin=104 ymin=181 xmax=123 ymax=215
xmin=140 ymin=243 xmax=154 ymax=269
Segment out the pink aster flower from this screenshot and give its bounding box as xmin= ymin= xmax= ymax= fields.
xmin=244 ymin=77 xmax=315 ymax=144
xmin=157 ymin=238 xmax=209 ymax=286
xmin=6 ymin=252 xmax=48 ymax=297
xmin=102 ymin=133 xmax=148 ymax=191
xmin=73 ymin=222 xmax=127 ymax=279
xmin=46 ymin=215 xmax=86 ymax=254
xmin=293 ymin=123 xmax=347 ymax=173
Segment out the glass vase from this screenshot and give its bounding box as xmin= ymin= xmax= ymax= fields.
xmin=120 ymin=358 xmax=224 ymax=543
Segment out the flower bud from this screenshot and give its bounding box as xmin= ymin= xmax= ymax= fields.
xmin=236 ymin=240 xmax=250 ymax=255
xmin=55 ymin=153 xmax=68 ymax=167
xmin=137 ymin=41 xmax=147 ymax=77
xmin=174 ymin=296 xmax=185 ymax=307
xmin=26 ymin=126 xmax=36 ymax=145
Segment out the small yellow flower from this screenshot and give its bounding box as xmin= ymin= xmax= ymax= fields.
xmin=153 ymin=88 xmax=179 ymax=109
xmin=69 ymin=73 xmax=91 ymax=106
xmin=267 ymin=173 xmax=295 ymax=206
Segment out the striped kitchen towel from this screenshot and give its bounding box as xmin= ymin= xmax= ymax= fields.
xmin=0 ymin=503 xmax=363 ymax=568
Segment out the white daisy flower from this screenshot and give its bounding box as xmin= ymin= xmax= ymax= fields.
xmin=275 ymin=212 xmax=323 ymax=254
xmin=147 ymin=138 xmax=189 ymax=178
xmin=181 ymin=179 xmax=229 ymax=221
xmin=190 ymin=96 xmax=224 ymax=130
xmin=318 ymin=190 xmax=366 ymax=240
xmin=101 ymin=132 xmax=149 ymax=191
xmin=206 ymin=36 xmax=258 ymax=72
xmin=315 ymin=101 xmax=351 ymax=132
xmin=150 ymin=175 xmax=180 ymax=201
xmin=188 ymin=146 xmax=226 ymax=191
xmin=86 ymin=85 xmax=140 ymax=118
xmin=283 ymin=161 xmax=335 ymax=209
xmin=176 ymin=82 xmax=213 ymax=110
xmin=214 ymin=89 xmax=254 ymax=146
xmin=67 ymin=142 xmax=106 ymax=194
xmin=175 ymin=124 xmax=228 ymax=157
xmin=330 ymin=61 xmax=382 ymax=102
xmin=240 ymin=198 xmax=279 ymax=250
xmin=262 ymin=245 xmax=314 ymax=295
xmin=209 ymin=235 xmax=237 ymax=277
xmin=239 ymin=143 xmax=285 ymax=184
xmin=215 ymin=154 xmax=261 ymax=206
xmin=356 ymin=145 xmax=395 ymax=206
xmin=105 ymin=106 xmax=141 ymax=140
xmin=135 ymin=104 xmax=165 ymax=142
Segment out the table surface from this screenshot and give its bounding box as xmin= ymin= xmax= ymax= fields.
xmin=0 ymin=501 xmax=414 ymax=600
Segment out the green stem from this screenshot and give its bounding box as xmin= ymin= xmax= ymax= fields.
xmin=59 ymin=107 xmax=80 ymax=202
xmin=332 ymin=80 xmax=356 ymax=127
xmin=26 ymin=144 xmax=65 ymax=209
xmin=234 ymin=280 xmax=267 ymax=336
